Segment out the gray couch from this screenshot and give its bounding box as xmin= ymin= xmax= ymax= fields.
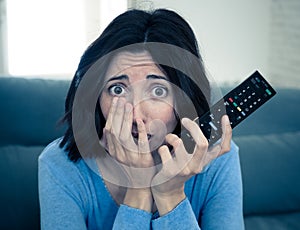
xmin=0 ymin=77 xmax=299 ymax=230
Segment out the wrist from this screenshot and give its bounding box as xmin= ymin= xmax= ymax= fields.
xmin=152 ymin=188 xmax=186 ymax=216
xmin=123 ymin=188 xmax=153 ymax=212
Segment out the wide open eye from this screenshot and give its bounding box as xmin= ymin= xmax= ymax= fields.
xmin=108 ymin=84 xmax=127 ymax=96
xmin=151 ymin=86 xmax=168 ymax=98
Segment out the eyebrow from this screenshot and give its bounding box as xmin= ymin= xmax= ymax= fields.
xmin=106 ymin=75 xmax=128 ymax=82
xmin=146 ymin=74 xmax=168 ymax=81
xmin=106 ymin=74 xmax=168 ymax=83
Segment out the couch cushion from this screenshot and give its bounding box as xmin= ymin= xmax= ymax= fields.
xmin=0 ymin=145 xmax=44 ymax=230
xmin=234 ymin=131 xmax=300 ymax=216
xmin=0 ymin=77 xmax=69 ymax=146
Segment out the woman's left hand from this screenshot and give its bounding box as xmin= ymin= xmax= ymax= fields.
xmin=151 ymin=115 xmax=232 ymax=215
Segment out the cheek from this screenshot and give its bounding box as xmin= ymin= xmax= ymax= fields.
xmin=151 ymin=104 xmax=178 ymax=131
xmin=165 ymin=108 xmax=178 ymax=131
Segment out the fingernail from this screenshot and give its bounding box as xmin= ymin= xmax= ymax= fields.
xmin=125 ymin=103 xmax=132 ymax=112
xmin=136 ymin=118 xmax=143 ymax=126
xmin=112 ymin=97 xmax=118 ymax=105
xmin=117 ymin=97 xmax=125 ymax=107
xmin=181 ymin=117 xmax=188 ymax=125
xmin=223 ymin=115 xmax=230 ymax=123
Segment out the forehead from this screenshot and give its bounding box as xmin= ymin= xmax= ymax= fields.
xmin=105 ymin=51 xmax=166 ymax=80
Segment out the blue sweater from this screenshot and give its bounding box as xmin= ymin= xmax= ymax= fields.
xmin=38 ymin=139 xmax=244 ymax=229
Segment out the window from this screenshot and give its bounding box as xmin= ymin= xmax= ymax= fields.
xmin=4 ymin=0 xmax=127 ymax=78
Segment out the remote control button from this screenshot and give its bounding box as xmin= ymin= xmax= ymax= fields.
xmin=209 ymin=121 xmax=218 ymax=131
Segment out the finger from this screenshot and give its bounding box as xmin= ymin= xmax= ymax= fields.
xmin=105 ymin=97 xmax=118 ymax=131
xmin=111 ymin=97 xmax=126 ymax=137
xmin=219 ymin=115 xmax=232 ymax=155
xmin=181 ymin=118 xmax=208 ymax=154
xmin=100 ymin=128 xmax=107 ymax=149
xmin=158 ymin=145 xmax=172 ymax=164
xmin=109 ymin=98 xmax=127 ymax=160
xmin=165 ymin=134 xmax=187 ymax=162
xmin=104 ymin=126 xmax=116 ymax=158
xmin=137 ymin=118 xmax=150 ymax=154
xmin=119 ymin=103 xmax=135 ymax=148
xmin=104 ymin=97 xmax=118 ymax=156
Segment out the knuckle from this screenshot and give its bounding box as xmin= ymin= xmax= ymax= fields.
xmin=104 ymin=126 xmax=111 ymax=133
xmin=119 ymin=133 xmax=128 ymax=143
xmin=222 ymin=145 xmax=231 ymax=153
xmin=167 ymin=134 xmax=183 ymax=149
xmin=181 ymin=167 xmax=191 ymax=176
xmin=198 ymin=139 xmax=209 ymax=150
xmin=138 ymin=140 xmax=146 ymax=147
xmin=174 ymin=138 xmax=183 ymax=148
xmin=226 ymin=125 xmax=232 ymax=135
xmin=194 ymin=165 xmax=203 ymax=174
xmin=159 ymin=145 xmax=169 ymax=154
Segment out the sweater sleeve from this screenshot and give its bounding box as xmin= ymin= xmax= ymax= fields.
xmin=112 ymin=205 xmax=152 ymax=230
xmin=151 ymin=198 xmax=200 ymax=230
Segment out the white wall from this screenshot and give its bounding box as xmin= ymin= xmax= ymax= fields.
xmin=153 ymin=0 xmax=271 ymax=86
xmin=0 ymin=0 xmax=8 ymax=74
xmin=1 ymin=0 xmax=299 ymax=87
xmin=268 ymin=0 xmax=300 ymax=88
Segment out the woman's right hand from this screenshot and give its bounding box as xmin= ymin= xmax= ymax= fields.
xmin=101 ymin=97 xmax=156 ymax=211
xmin=103 ymin=97 xmax=155 ymax=169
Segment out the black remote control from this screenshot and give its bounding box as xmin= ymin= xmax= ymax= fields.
xmin=181 ymin=70 xmax=276 ymax=152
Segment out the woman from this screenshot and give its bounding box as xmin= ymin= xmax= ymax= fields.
xmin=39 ymin=9 xmax=244 ymax=229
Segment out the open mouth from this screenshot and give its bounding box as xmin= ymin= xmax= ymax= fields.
xmin=131 ymin=132 xmax=152 ymax=140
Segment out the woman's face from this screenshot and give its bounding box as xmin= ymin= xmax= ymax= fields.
xmin=99 ymin=51 xmax=178 ymax=151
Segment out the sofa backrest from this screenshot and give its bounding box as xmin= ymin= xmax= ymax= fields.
xmin=0 ymin=77 xmax=69 ymax=229
xmin=0 ymin=77 xmax=300 ymax=228
xmin=0 ymin=77 xmax=69 ymax=146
